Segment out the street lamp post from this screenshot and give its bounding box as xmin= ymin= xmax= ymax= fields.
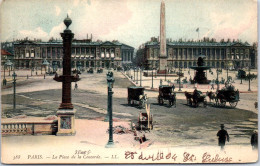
xmin=134 ymin=67 xmax=136 ymax=81
xmin=42 ymin=59 xmax=49 ymax=79
xmin=136 ymin=67 xmax=139 ymax=84
xmin=165 ymin=65 xmax=167 ymax=81
xmin=248 ymin=67 xmax=251 ymax=91
xmin=5 ymin=59 xmax=13 ymax=76
xmin=178 ymin=66 xmax=182 ymax=91
xmin=12 ymin=71 xmax=17 ymax=110
xmin=140 ymin=67 xmax=142 ymax=87
xmin=226 ymin=66 xmax=229 ymax=82
xmin=216 ymin=68 xmax=221 ymax=91
xmin=152 ymin=68 xmax=154 ymax=89
xmin=106 ymin=71 xmax=115 ymax=148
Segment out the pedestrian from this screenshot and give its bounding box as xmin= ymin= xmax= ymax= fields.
xmin=251 ymin=130 xmax=258 ymax=150
xmin=211 ymin=83 xmax=214 ymax=90
xmin=27 ymin=75 xmax=29 ymax=79
xmin=3 ymin=78 xmax=7 ymax=86
xmin=254 ymin=102 xmax=258 ymax=109
xmin=172 ymin=84 xmax=175 ymax=92
xmin=160 ymin=79 xmax=162 ymax=86
xmin=217 ymin=124 xmax=229 ymax=150
xmin=74 ymin=83 xmax=78 ymax=90
xmin=44 ymin=74 xmax=45 ymax=79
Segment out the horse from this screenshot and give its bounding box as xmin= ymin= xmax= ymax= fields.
xmin=184 ymin=91 xmax=193 ymax=105
xmin=206 ymin=91 xmax=217 ymax=103
xmin=193 ymin=92 xmax=207 ymax=108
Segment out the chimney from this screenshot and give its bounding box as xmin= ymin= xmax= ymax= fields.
xmin=87 ymin=34 xmax=88 ymax=39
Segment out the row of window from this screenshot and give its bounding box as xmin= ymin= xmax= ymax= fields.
xmin=149 ymin=48 xmax=249 ymax=57
xmin=150 ymin=60 xmax=249 ymax=68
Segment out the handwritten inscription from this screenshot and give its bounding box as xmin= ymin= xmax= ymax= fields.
xmin=202 ymin=152 xmax=232 ymax=163
xmin=125 ymin=151 xmax=177 ymax=162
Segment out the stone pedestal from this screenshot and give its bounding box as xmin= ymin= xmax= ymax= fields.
xmin=158 ymin=58 xmax=167 ymax=74
xmin=56 ymin=109 xmax=76 ymax=136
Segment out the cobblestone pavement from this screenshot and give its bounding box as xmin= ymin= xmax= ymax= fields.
xmin=1 ymin=69 xmax=258 ymax=147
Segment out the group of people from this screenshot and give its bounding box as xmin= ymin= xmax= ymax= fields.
xmin=217 ymin=124 xmax=258 ymax=150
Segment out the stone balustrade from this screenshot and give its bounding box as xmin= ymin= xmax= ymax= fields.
xmin=1 ymin=117 xmax=58 ymax=136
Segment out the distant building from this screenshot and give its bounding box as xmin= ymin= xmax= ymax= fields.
xmin=10 ymin=38 xmax=134 ymax=70
xmin=1 ymin=49 xmax=13 ymax=67
xmin=136 ymin=38 xmax=256 ymax=69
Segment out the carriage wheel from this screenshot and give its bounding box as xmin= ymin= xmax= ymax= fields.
xmin=158 ymin=96 xmax=161 ymax=105
xmin=203 ymin=100 xmax=207 ymax=107
xmin=229 ymin=101 xmax=238 ymax=108
xmin=215 ymin=98 xmax=219 ymax=106
xmin=174 ymin=99 xmax=177 ymax=108
xmin=169 ymin=100 xmax=173 ymax=107
xmin=188 ymin=99 xmax=192 ymax=106
xmin=220 ymin=100 xmax=226 ymax=107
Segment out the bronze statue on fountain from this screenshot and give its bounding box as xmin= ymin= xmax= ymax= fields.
xmin=190 ymin=55 xmax=211 ymax=84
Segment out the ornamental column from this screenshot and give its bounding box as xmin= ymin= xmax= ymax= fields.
xmin=54 ymin=15 xmax=80 ymax=136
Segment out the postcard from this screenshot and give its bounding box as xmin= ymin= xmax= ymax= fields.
xmin=1 ymin=0 xmax=258 ymax=164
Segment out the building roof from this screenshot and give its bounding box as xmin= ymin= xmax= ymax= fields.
xmin=1 ymin=49 xmax=12 ymax=55
xmin=13 ymin=40 xmax=134 ymax=48
xmin=145 ymin=41 xmax=251 ymax=47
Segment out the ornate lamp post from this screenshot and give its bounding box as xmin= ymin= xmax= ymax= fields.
xmin=54 ymin=15 xmax=80 ymax=136
xmin=134 ymin=67 xmax=136 ymax=81
xmin=106 ymin=71 xmax=115 ymax=148
xmin=178 ymin=66 xmax=182 ymax=91
xmin=31 ymin=63 xmax=34 ymax=76
xmin=140 ymin=66 xmax=142 ymax=87
xmin=216 ymin=68 xmax=221 ymax=91
xmin=12 ymin=71 xmax=17 ymax=110
xmin=165 ymin=65 xmax=167 ymax=81
xmin=42 ymin=59 xmax=49 ymax=79
xmin=152 ymin=67 xmax=154 ymax=89
xmin=248 ymin=67 xmax=251 ymax=91
xmin=5 ymin=59 xmax=13 ymax=76
xmin=136 ymin=67 xmax=139 ymax=84
xmin=226 ymin=66 xmax=229 ymax=82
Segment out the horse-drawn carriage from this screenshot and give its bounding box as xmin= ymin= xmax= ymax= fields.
xmin=158 ymin=85 xmax=176 ymax=107
xmin=72 ymin=69 xmax=81 ymax=74
xmin=185 ymin=90 xmax=207 ymax=107
xmin=97 ymin=68 xmax=103 ymax=73
xmin=216 ymin=86 xmax=239 ymax=108
xmin=207 ymin=85 xmax=240 ymax=108
xmin=127 ymin=86 xmax=147 ymax=108
xmin=87 ymin=68 xmax=94 ymax=74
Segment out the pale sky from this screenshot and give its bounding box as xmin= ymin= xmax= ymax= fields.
xmin=0 ymin=0 xmax=258 ymax=49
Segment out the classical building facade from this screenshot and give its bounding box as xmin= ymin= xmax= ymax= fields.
xmin=137 ymin=38 xmax=256 ymax=69
xmin=12 ymin=38 xmax=134 ymax=70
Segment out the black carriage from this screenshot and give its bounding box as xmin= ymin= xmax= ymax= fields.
xmin=137 ymin=112 xmax=153 ymax=130
xmin=158 ymin=85 xmax=176 ymax=107
xmin=97 ymin=68 xmax=103 ymax=73
xmin=72 ymin=69 xmax=81 ymax=74
xmin=215 ymin=86 xmax=239 ymax=108
xmin=127 ymin=86 xmax=146 ymax=107
xmin=87 ymin=68 xmax=94 ymax=74
xmin=185 ymin=91 xmax=207 ymax=108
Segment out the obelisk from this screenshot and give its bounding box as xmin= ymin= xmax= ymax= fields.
xmin=158 ymin=0 xmax=167 ymax=73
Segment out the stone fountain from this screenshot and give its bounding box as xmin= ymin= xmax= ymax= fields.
xmin=190 ymin=56 xmax=211 ymax=84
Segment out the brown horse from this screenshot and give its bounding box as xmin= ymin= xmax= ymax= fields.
xmin=185 ymin=91 xmax=193 ymax=105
